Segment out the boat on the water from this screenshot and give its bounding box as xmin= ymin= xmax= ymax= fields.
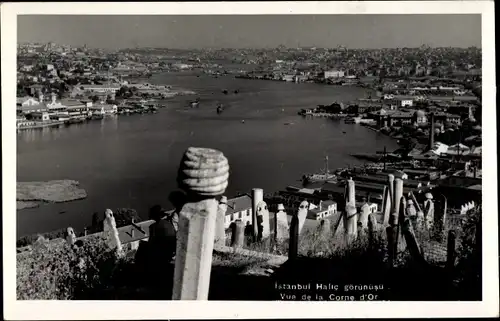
xmin=216 ymin=104 xmax=224 ymax=114
xmin=302 ymin=156 xmax=337 ymax=183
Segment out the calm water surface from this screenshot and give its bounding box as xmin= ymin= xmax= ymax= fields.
xmin=17 ymin=72 xmax=398 ymax=237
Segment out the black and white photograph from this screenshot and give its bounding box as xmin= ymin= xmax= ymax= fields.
xmin=2 ymin=1 xmax=497 ymax=319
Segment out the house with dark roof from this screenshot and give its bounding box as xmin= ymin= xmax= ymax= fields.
xmin=224 ymin=195 xmax=253 ymax=229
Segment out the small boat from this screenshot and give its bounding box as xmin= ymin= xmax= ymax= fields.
xmin=284 ymin=122 xmax=294 ymax=125
xmin=222 ymin=89 xmax=228 ymax=95
xmin=241 ymin=120 xmax=245 ymax=124
xmin=344 ymin=117 xmax=357 ymax=124
xmin=302 ymin=156 xmax=337 ymax=184
xmin=216 ymin=104 xmax=224 ymax=114
xmin=342 ymin=131 xmax=347 ymax=134
xmin=234 ymin=89 xmax=239 ymax=94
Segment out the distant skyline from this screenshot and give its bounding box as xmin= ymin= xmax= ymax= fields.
xmin=18 ymin=15 xmax=481 ymax=49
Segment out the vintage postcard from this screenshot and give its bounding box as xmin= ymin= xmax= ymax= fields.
xmin=2 ymin=1 xmax=498 ymax=319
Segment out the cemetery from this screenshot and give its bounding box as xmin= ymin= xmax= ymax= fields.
xmin=16 ymin=147 xmax=482 ymax=301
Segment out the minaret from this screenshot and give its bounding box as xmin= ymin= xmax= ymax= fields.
xmin=428 ymin=112 xmax=435 ymax=150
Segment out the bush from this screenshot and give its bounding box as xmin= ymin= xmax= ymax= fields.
xmin=17 ymin=235 xmax=133 ymax=300
xmin=454 ymin=207 xmax=482 ymax=300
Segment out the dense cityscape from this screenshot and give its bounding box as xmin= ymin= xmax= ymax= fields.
xmin=17 ymin=39 xmax=482 ymax=301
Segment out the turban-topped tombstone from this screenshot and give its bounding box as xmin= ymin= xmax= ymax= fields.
xmin=423 ymin=193 xmax=435 ymax=230
xmin=103 ymin=209 xmax=124 ymax=256
xmin=173 ymin=147 xmax=229 ymax=300
xmin=275 ymin=204 xmax=289 ymax=241
xmin=66 ymin=227 xmax=77 ymax=246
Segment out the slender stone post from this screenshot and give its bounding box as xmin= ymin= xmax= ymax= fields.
xmin=251 ymin=188 xmax=264 ymax=242
xmin=434 ymin=194 xmax=447 ymax=241
xmin=347 ymin=178 xmax=356 ymax=205
xmin=289 ymin=212 xmax=299 ymax=260
xmin=382 ymin=183 xmax=392 ymax=226
xmin=103 ymin=209 xmax=124 ymax=256
xmin=66 ymin=227 xmax=76 ymax=246
xmin=345 ymin=204 xmax=358 ymax=245
xmin=388 ymin=174 xmax=395 ymax=207
xmin=83 ymin=227 xmax=88 ymax=237
xmin=396 ymin=196 xmax=407 ymax=252
xmin=214 ymin=196 xmax=228 ymax=247
xmin=392 ymin=178 xmax=404 ymax=225
xmin=275 ymin=204 xmax=289 ymax=241
xmin=368 ymin=214 xmax=377 ymax=249
xmin=400 ymin=215 xmax=426 ymax=266
xmin=297 ymin=201 xmax=309 ymax=234
xmin=446 ymin=230 xmax=457 ymax=271
xmin=173 ymin=147 xmax=229 ymax=300
xmin=409 ymin=192 xmax=425 ymax=229
xmin=230 ymin=220 xmax=245 ymax=249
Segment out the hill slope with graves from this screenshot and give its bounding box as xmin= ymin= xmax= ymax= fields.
xmin=17 ymin=147 xmax=481 ymax=300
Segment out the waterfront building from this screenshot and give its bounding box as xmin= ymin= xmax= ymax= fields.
xmin=17 ymin=96 xmax=40 ymax=107
xmin=17 ymin=103 xmax=48 ymax=115
xmin=324 ymin=70 xmax=345 ymax=79
xmin=30 ymin=111 xmax=50 ymax=122
xmin=66 ymin=105 xmax=91 ymax=119
xmin=79 ymin=84 xmax=121 ymax=94
xmin=90 ymin=104 xmax=118 ymax=115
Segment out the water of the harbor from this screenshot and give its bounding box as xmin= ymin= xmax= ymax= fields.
xmin=16 ymin=72 xmax=399 ymax=237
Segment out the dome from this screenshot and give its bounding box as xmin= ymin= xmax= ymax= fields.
xmin=414 ymin=110 xmax=426 ymax=117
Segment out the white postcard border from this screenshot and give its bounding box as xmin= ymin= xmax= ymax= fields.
xmin=2 ymin=1 xmax=497 ymax=319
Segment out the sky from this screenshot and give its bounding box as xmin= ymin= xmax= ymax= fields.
xmin=18 ymin=15 xmax=481 ymax=49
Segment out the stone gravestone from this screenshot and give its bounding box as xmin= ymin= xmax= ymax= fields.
xmin=423 ymin=193 xmax=435 ymax=230
xmin=256 ymin=200 xmax=271 ymax=239
xmin=66 ymin=227 xmax=77 ymax=246
xmin=103 ymin=208 xmax=124 ymax=256
xmin=359 ymin=203 xmax=371 ymax=229
xmin=297 ymin=201 xmax=309 ymax=234
xmin=172 ymin=147 xmax=229 ymax=300
xmin=406 ymin=199 xmax=418 ymax=229
xmin=275 ymin=204 xmax=289 ymax=241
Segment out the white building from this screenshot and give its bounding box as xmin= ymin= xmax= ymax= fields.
xmin=17 ymin=96 xmax=40 ymax=107
xmin=306 ymin=200 xmax=337 ymax=220
xmin=324 ymin=70 xmax=345 ymax=79
xmin=400 ymin=99 xmax=413 ymax=107
xmin=223 ymin=195 xmax=253 ymax=229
